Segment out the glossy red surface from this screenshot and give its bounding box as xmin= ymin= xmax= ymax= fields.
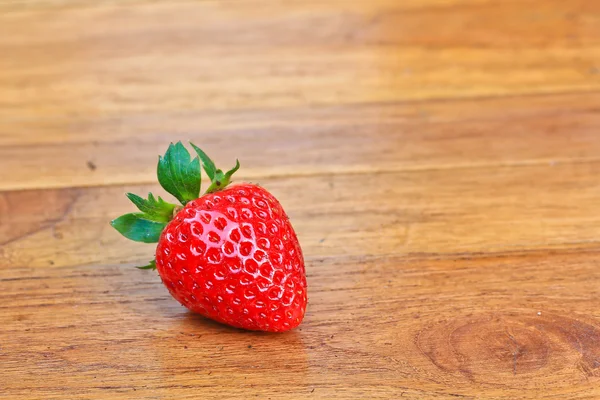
xmin=155 ymin=184 xmax=307 ymax=332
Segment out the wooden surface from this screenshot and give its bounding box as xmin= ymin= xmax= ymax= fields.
xmin=1 ymin=0 xmax=600 ymax=398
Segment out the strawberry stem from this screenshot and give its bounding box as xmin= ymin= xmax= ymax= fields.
xmin=190 ymin=142 xmax=240 ymax=194
xmin=205 ymin=160 xmax=241 ymax=194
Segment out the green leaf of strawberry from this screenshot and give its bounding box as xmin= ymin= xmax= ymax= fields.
xmin=110 ymin=213 xmax=166 ymax=243
xmin=137 ymin=260 xmax=157 ymax=270
xmin=189 ymin=143 xmax=217 ymax=180
xmin=158 ymin=141 xmax=201 ymax=205
xmin=126 ymin=193 xmax=176 ymax=223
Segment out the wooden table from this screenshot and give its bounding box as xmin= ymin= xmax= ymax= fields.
xmin=1 ymin=1 xmax=600 ymax=398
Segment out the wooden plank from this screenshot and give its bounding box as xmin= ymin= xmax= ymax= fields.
xmin=1 ymin=92 xmax=600 ymax=191
xmin=3 ymin=160 xmax=600 ymax=270
xmin=0 ymin=0 xmax=598 ymax=119
xmin=2 ymin=250 xmax=600 ymax=399
xmin=2 ymin=0 xmax=598 ymax=50
xmin=1 ymin=39 xmax=597 ymax=120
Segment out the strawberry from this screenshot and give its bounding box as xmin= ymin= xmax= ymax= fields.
xmin=111 ymin=142 xmax=307 ymax=332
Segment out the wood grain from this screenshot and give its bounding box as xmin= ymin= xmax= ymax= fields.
xmin=1 ymin=0 xmax=600 ymax=398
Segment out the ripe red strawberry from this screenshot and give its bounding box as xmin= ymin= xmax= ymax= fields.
xmin=111 ymin=142 xmax=307 ymax=332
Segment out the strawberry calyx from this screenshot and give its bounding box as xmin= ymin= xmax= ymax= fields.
xmin=190 ymin=143 xmax=240 ymax=194
xmin=110 ymin=142 xmax=240 ymax=269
